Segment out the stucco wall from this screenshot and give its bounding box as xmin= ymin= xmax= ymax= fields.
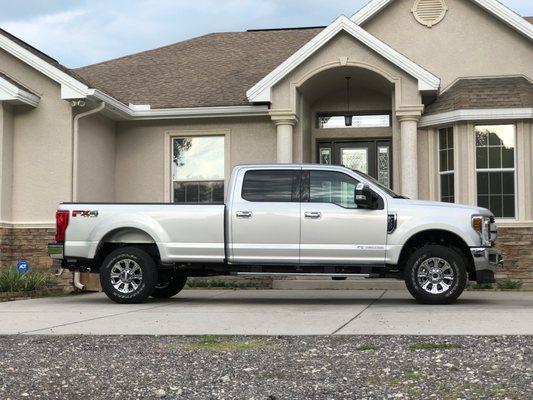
xmin=0 ymin=48 xmax=72 ymax=223
xmin=77 ymin=113 xmax=116 ymax=202
xmin=115 ymin=117 xmax=276 ymax=202
xmin=363 ymin=0 xmax=533 ymax=89
xmin=0 ymin=103 xmax=14 ymax=222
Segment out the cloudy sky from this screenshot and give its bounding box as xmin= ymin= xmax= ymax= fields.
xmin=1 ymin=0 xmax=531 ymax=68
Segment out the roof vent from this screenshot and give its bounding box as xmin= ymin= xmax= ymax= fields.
xmin=411 ymin=0 xmax=448 ymax=28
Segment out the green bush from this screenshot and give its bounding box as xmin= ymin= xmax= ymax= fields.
xmin=497 ymin=279 xmax=523 ymax=290
xmin=0 ymin=267 xmax=55 ymax=293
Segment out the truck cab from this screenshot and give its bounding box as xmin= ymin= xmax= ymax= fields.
xmin=49 ymin=164 xmax=502 ymax=304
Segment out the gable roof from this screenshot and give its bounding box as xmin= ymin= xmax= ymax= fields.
xmin=0 ymin=28 xmax=89 ymax=98
xmin=0 ymin=71 xmax=40 ymax=106
xmin=247 ymin=15 xmax=440 ymax=103
xmin=424 ymin=76 xmax=533 ymax=115
xmin=351 ymin=0 xmax=533 ymax=40
xmin=75 ymin=28 xmax=323 ymax=109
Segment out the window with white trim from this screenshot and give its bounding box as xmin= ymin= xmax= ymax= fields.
xmin=172 ymin=136 xmax=224 ymax=203
xmin=438 ymin=127 xmax=454 ymax=203
xmin=475 ymin=124 xmax=516 ymax=218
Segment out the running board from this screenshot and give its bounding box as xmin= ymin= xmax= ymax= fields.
xmin=231 ymin=272 xmax=379 ymax=278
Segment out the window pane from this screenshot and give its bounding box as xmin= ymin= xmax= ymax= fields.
xmin=319 ymin=148 xmax=331 ymax=165
xmin=476 ymin=147 xmax=488 ymax=169
xmin=377 ymin=146 xmax=391 ymax=188
xmin=242 ymin=170 xmax=299 ymax=202
xmin=341 ymin=148 xmax=368 ymax=173
xmin=310 ymin=171 xmax=360 ymax=208
xmin=502 ymin=172 xmax=514 ymax=195
xmin=317 ymin=114 xmax=390 ymax=128
xmin=173 ymin=181 xmax=224 ymax=204
xmin=488 ymin=146 xmax=501 ymax=169
xmin=502 ymin=195 xmax=515 ymax=218
xmin=172 ymin=136 xmax=224 ymax=182
xmin=477 ymin=172 xmax=489 ymax=195
xmin=475 ymin=125 xmax=516 ymax=218
xmin=439 ymin=150 xmax=448 ymax=172
xmin=438 ymin=127 xmax=454 ymax=202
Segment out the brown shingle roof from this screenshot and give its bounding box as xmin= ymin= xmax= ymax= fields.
xmin=524 ymin=16 xmax=533 ymax=24
xmin=425 ymin=77 xmax=533 ymax=115
xmin=74 ymin=28 xmax=323 ymax=109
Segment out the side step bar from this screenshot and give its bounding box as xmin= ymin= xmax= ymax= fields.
xmin=231 ymin=272 xmax=380 ymax=278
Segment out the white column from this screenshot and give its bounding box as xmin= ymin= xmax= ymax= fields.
xmin=275 ymin=122 xmax=294 ymax=163
xmin=270 ymin=111 xmax=298 ymax=164
xmin=398 ymin=115 xmax=420 ymax=199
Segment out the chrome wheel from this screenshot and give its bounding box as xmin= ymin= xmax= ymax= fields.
xmin=110 ymin=259 xmax=143 ymax=294
xmin=416 ymin=257 xmax=455 ymax=295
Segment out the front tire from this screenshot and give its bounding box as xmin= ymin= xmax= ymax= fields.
xmin=151 ymin=272 xmax=187 ymax=298
xmin=100 ymin=247 xmax=157 ymax=304
xmin=404 ymin=245 xmax=467 ymax=305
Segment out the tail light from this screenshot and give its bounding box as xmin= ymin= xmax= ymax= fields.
xmin=55 ymin=210 xmax=69 ymax=242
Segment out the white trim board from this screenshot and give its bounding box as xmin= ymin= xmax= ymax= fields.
xmin=0 ymin=76 xmax=40 ymax=107
xmin=246 ymin=15 xmax=440 ymax=103
xmin=351 ymin=0 xmax=533 ymax=41
xmin=88 ymin=89 xmax=269 ymax=120
xmin=419 ymin=108 xmax=533 ymax=127
xmin=0 ymin=33 xmax=89 ymax=99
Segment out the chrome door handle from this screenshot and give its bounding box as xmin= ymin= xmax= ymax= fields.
xmin=304 ymin=211 xmax=322 ymax=219
xmin=236 ymin=211 xmax=253 ymax=219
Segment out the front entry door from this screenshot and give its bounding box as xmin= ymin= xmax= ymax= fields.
xmin=318 ymin=139 xmax=392 ymax=188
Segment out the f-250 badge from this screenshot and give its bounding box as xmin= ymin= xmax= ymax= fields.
xmin=72 ymin=210 xmax=99 ymax=218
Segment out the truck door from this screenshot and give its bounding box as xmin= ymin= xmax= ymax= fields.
xmin=229 ymin=168 xmax=301 ymax=264
xmin=299 ymin=169 xmax=387 ymax=265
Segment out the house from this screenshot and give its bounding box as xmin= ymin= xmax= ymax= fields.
xmin=0 ymin=0 xmax=531 ymax=283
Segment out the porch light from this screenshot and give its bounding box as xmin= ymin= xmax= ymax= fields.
xmin=345 ymin=76 xmax=352 ymax=127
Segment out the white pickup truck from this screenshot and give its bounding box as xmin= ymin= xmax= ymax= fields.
xmin=48 ymin=164 xmax=502 ymax=304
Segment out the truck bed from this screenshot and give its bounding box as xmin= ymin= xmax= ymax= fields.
xmin=59 ymin=203 xmax=226 ymax=263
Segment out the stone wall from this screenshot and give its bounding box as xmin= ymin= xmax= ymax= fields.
xmin=0 ymin=227 xmax=55 ymax=269
xmin=496 ymin=227 xmax=533 ymax=286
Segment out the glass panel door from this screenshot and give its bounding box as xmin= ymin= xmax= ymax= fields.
xmin=316 ymin=139 xmax=392 ymax=188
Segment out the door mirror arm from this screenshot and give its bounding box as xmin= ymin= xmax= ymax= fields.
xmin=354 ymin=183 xmax=378 ymax=209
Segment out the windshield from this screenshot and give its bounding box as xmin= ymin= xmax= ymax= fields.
xmin=352 ymin=170 xmax=407 ymax=199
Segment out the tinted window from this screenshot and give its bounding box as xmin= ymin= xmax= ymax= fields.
xmin=242 ymin=170 xmax=300 ymax=202
xmin=309 ymin=171 xmax=360 ymax=208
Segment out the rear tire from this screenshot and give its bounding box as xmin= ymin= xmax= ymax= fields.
xmin=404 ymin=245 xmax=467 ymax=305
xmin=151 ymin=272 xmax=187 ymax=298
xmin=100 ymin=247 xmax=157 ymax=304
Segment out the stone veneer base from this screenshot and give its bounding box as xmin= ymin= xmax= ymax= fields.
xmin=0 ymin=226 xmax=531 ymax=288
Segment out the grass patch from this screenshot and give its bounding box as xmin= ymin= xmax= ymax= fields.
xmin=404 ymin=370 xmax=423 ymax=380
xmin=409 ymin=342 xmax=462 ymax=350
xmin=184 ymin=337 xmax=268 ymax=351
xmin=496 ymin=279 xmax=523 ymax=290
xmin=186 ymin=278 xmax=264 ymax=289
xmin=355 ymin=344 xmax=380 ymax=351
xmin=467 ymin=282 xmax=494 ymax=290
xmin=0 ymin=267 xmax=55 ymax=293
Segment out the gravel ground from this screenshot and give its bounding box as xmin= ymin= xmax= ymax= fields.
xmin=0 ymin=336 xmax=531 ymax=400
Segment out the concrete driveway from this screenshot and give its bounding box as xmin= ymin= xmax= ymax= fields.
xmin=1 ymin=289 xmax=532 ymax=336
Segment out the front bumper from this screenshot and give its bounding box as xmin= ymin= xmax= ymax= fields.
xmin=48 ymin=243 xmax=64 ymax=260
xmin=471 ymin=247 xmax=503 ymax=284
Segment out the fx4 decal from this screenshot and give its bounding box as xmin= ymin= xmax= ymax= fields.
xmin=72 ymin=210 xmax=99 ymax=218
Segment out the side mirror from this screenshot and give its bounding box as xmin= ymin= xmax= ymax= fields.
xmin=355 ymin=183 xmax=376 ymax=209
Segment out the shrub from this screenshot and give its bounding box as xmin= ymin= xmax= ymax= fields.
xmin=0 ymin=267 xmax=55 ymax=293
xmin=497 ymin=279 xmax=523 ymax=290
xmin=186 ymin=278 xmax=263 ymax=289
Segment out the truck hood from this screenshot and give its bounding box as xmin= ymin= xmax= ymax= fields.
xmin=389 ymin=198 xmax=493 ymax=216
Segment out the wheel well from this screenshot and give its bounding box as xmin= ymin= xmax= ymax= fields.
xmin=92 ymin=228 xmax=161 ymax=271
xmin=397 ymin=230 xmax=475 ymax=280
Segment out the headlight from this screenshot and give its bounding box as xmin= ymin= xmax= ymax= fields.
xmin=472 ymin=215 xmax=495 ymax=247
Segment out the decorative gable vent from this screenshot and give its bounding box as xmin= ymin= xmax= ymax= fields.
xmin=411 ymin=0 xmax=448 ymax=28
